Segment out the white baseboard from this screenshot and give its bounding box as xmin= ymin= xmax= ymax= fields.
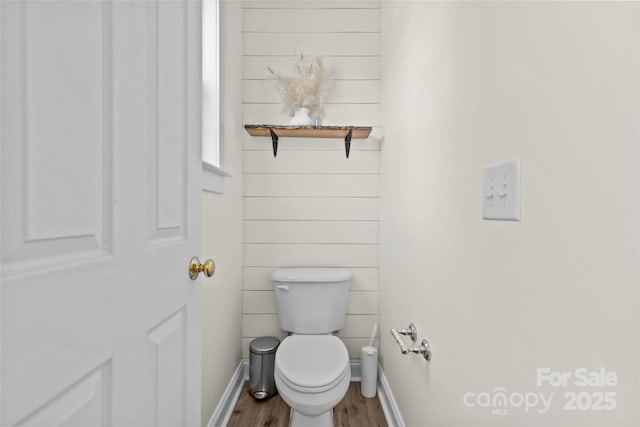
xmin=216 ymin=358 xmax=404 ymax=427
xmin=349 ymin=358 xmax=362 ymax=381
xmin=377 ymin=367 xmax=406 ymax=427
xmin=207 ymin=360 xmax=245 ymax=427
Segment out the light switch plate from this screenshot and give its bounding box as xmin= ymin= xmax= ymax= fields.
xmin=483 ymin=159 xmax=521 ymax=221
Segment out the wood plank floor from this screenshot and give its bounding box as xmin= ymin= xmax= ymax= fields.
xmin=227 ymin=382 xmax=388 ymax=427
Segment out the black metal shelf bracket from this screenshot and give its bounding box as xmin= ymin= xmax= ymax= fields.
xmin=265 ymin=127 xmax=356 ymax=158
xmin=345 ymin=130 xmax=353 ymax=159
xmin=269 ymin=129 xmax=279 ymax=157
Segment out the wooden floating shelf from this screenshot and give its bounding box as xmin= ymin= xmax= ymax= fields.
xmin=244 ymin=125 xmax=372 ymax=139
xmin=244 ymin=125 xmax=372 ymax=158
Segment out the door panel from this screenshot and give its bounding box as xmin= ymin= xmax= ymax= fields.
xmin=1 ymin=0 xmax=111 ymax=277
xmin=15 ymin=362 xmax=112 ymax=427
xmin=149 ymin=0 xmax=188 ymax=243
xmin=147 ymin=309 xmax=187 ymax=427
xmin=1 ymin=1 xmax=202 ymax=425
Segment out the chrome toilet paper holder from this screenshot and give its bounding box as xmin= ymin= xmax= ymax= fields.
xmin=390 ymin=323 xmax=432 ymax=361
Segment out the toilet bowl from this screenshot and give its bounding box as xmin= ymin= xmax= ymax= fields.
xmin=274 ymin=335 xmax=350 ymax=427
xmin=271 ymin=267 xmax=352 ymax=427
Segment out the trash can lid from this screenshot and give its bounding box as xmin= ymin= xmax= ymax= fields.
xmin=250 ymin=336 xmax=280 ymax=354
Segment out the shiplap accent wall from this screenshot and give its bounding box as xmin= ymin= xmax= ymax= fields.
xmin=242 ymin=0 xmax=381 ymax=358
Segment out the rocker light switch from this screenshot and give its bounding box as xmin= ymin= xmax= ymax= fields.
xmin=483 ymin=159 xmax=521 ymax=221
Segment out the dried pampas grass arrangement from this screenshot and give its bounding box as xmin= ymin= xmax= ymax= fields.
xmin=268 ymin=54 xmax=327 ymax=118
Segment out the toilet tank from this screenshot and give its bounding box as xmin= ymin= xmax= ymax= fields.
xmin=272 ymin=267 xmax=351 ymax=334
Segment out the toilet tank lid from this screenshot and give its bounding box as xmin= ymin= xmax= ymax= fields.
xmin=271 ymin=267 xmax=351 ymax=283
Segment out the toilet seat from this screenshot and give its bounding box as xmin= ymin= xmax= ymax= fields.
xmin=275 ymin=335 xmax=349 ymax=394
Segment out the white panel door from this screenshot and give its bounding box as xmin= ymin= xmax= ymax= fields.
xmin=1 ymin=0 xmax=203 ymax=425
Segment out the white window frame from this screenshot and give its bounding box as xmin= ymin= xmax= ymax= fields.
xmin=202 ymin=0 xmax=230 ymax=193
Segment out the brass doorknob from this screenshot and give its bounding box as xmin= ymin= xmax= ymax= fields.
xmin=189 ymin=257 xmax=215 ymax=280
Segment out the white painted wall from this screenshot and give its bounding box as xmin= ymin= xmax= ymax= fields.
xmin=380 ymin=2 xmax=639 ymax=426
xmin=241 ymin=0 xmax=382 ymax=359
xmin=200 ymin=1 xmax=243 ymax=425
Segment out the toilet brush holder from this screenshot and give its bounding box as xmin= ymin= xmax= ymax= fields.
xmin=360 ymin=346 xmax=378 ymax=398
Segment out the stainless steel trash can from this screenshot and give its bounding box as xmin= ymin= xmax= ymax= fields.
xmin=249 ymin=336 xmax=280 ymax=400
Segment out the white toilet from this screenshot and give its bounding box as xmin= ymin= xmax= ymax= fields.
xmin=271 ymin=267 xmax=351 ymax=427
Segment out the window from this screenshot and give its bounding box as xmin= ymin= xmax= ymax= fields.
xmin=202 ymin=0 xmax=229 ymax=193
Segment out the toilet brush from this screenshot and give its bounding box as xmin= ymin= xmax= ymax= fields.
xmin=368 ymin=323 xmax=378 ymax=348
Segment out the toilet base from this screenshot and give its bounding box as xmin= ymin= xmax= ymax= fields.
xmin=289 ymin=407 xmax=334 ymax=427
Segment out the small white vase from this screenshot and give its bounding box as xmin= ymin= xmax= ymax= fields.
xmin=289 ymin=107 xmax=313 ymax=126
